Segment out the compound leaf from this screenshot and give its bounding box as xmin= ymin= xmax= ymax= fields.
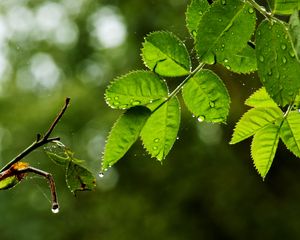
xmin=195 ymin=0 xmax=256 ymax=64
xmin=256 ymin=19 xmax=300 ymax=106
xmin=66 ymin=161 xmax=96 ymax=194
xmin=182 ymin=69 xmax=230 ymax=123
xmin=270 ymin=0 xmax=299 ymax=15
xmin=186 ymin=0 xmax=210 ymax=38
xmin=141 ymin=31 xmax=191 ymax=77
xmin=280 ymin=111 xmax=300 ymax=157
xmin=105 ymin=71 xmax=168 ymax=109
xmin=102 ymin=107 xmax=151 ymax=171
xmin=140 ymin=97 xmax=180 ymax=161
xmin=219 ymin=44 xmax=257 ymax=74
xmin=251 ymin=124 xmax=280 ymax=179
xmin=245 ymin=87 xmax=278 ymax=108
xmin=230 ymin=107 xmax=283 ymax=144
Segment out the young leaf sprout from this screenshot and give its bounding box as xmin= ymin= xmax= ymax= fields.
xmin=0 ymin=98 xmax=70 ymax=213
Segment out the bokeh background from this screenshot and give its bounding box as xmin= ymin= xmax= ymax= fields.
xmin=0 ymin=0 xmax=299 ymax=239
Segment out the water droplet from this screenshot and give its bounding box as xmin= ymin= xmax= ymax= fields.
xmin=298 ymin=109 xmax=300 ymax=113
xmin=224 ymin=58 xmax=229 ymax=63
xmin=209 ymin=101 xmax=215 ymax=107
xmin=225 ymin=65 xmax=231 ymax=70
xmin=218 ymin=18 xmax=222 ymax=22
xmin=153 ymin=146 xmax=158 ymax=150
xmin=51 ymin=204 xmax=59 ymax=214
xmin=199 ymin=11 xmax=203 ymax=15
xmin=259 ymin=56 xmax=264 ymax=62
xmin=114 ymin=96 xmax=119 ymax=100
xmin=113 ymin=102 xmax=120 ymax=106
xmin=282 ymin=56 xmax=287 ymax=64
xmin=99 ymin=172 xmax=104 ymax=178
xmin=248 ymin=8 xmax=254 ymax=14
xmin=154 ymin=138 xmax=160 ymax=143
xmin=106 ymin=97 xmax=111 ymax=101
xmin=191 ymin=30 xmax=197 ymax=37
xmin=289 ymin=50 xmax=295 ymax=58
xmin=132 ymin=100 xmax=141 ymax=106
xmin=197 ymin=116 xmax=205 ymax=122
xmin=221 ymin=0 xmax=226 ymax=5
xmin=176 ymin=137 xmax=179 ymax=140
xmin=281 ymin=44 xmax=287 ymax=50
xmin=267 ymin=70 xmax=272 ymax=76
xmin=257 ymin=31 xmax=261 ymax=36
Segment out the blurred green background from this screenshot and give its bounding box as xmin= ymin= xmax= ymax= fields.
xmin=0 ymin=0 xmax=300 ymax=239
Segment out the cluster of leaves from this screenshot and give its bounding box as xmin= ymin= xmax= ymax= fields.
xmin=102 ymin=0 xmax=300 ymax=179
xmin=45 ymin=142 xmax=96 ymax=194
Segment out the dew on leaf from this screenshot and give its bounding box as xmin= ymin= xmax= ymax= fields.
xmin=153 ymin=146 xmax=158 ymax=150
xmin=154 ymin=138 xmax=160 ymax=143
xmin=132 ymin=100 xmax=141 ymax=106
xmin=106 ymin=97 xmax=111 ymax=101
xmin=281 ymin=44 xmax=287 ymax=50
xmin=114 ymin=96 xmax=119 ymax=100
xmin=282 ymin=56 xmax=287 ymax=64
xmin=209 ymin=101 xmax=215 ymax=107
xmin=267 ymin=70 xmax=272 ymax=76
xmin=225 ymin=65 xmax=231 ymax=70
xmin=224 ymin=58 xmax=229 ymax=63
xmin=248 ymin=8 xmax=254 ymax=14
xmin=113 ymin=102 xmax=120 ymax=106
xmin=197 ymin=116 xmax=205 ymax=122
xmin=221 ymin=0 xmax=226 ymax=5
xmin=289 ymin=50 xmax=295 ymax=58
xmin=259 ymin=56 xmax=264 ymax=62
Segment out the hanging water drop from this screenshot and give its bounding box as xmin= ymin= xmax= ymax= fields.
xmin=99 ymin=172 xmax=104 ymax=178
xmin=51 ymin=204 xmax=59 ymax=214
xmin=197 ymin=116 xmax=205 ymax=122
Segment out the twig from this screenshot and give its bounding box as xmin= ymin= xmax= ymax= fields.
xmin=0 ymin=97 xmax=70 ymax=172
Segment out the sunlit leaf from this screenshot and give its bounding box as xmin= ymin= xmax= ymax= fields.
xmin=195 ymin=0 xmax=256 ymax=64
xmin=245 ymin=87 xmax=278 ymax=108
xmin=102 ymin=107 xmax=151 ymax=170
xmin=219 ymin=44 xmax=257 ymax=74
xmin=230 ymin=107 xmax=282 ymax=144
xmin=140 ymin=97 xmax=180 ymax=161
xmin=182 ymin=69 xmax=230 ymax=123
xmin=66 ymin=161 xmax=96 ymax=194
xmin=141 ymin=31 xmax=191 ymax=77
xmin=270 ymin=0 xmax=299 ymax=15
xmin=105 ymin=71 xmax=168 ymax=109
xmin=256 ymin=19 xmax=300 ymax=106
xmin=186 ymin=0 xmax=210 ymax=38
xmin=280 ymin=111 xmax=300 ymax=157
xmin=251 ymin=124 xmax=280 ymax=179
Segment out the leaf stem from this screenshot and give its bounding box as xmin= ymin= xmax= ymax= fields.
xmin=153 ymin=63 xmax=205 ymax=112
xmin=246 ymin=0 xmax=273 ymax=20
xmin=0 ymin=98 xmax=70 ymax=172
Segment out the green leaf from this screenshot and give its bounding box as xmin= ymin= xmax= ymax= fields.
xmin=219 ymin=44 xmax=257 ymax=74
xmin=182 ymin=69 xmax=230 ymax=123
xmin=256 ymin=19 xmax=300 ymax=106
xmin=66 ymin=161 xmax=96 ymax=194
xmin=102 ymin=107 xmax=151 ymax=170
xmin=140 ymin=97 xmax=180 ymax=161
xmin=270 ymin=0 xmax=299 ymax=15
xmin=245 ymin=87 xmax=278 ymax=108
xmin=230 ymin=107 xmax=282 ymax=144
xmin=186 ymin=0 xmax=210 ymax=38
xmin=105 ymin=71 xmax=168 ymax=109
xmin=289 ymin=10 xmax=300 ymax=59
xmin=251 ymin=124 xmax=280 ymax=179
xmin=141 ymin=31 xmax=191 ymax=77
xmin=44 ymin=142 xmax=69 ymax=166
xmin=195 ymin=0 xmax=256 ymax=64
xmin=280 ymin=111 xmax=300 ymax=157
